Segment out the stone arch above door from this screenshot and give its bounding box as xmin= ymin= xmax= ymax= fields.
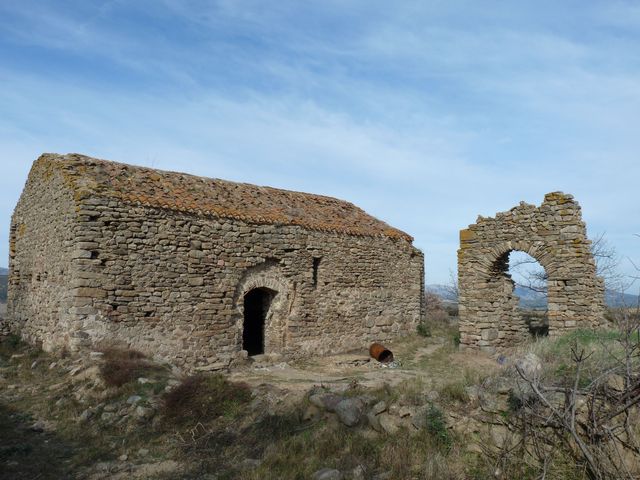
xmin=233 ymin=260 xmax=293 ymax=354
xmin=457 ymin=192 xmax=605 ymax=353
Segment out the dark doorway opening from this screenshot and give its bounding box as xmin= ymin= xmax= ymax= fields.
xmin=242 ymin=288 xmax=275 ymax=356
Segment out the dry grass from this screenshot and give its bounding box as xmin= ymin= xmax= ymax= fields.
xmin=161 ymin=374 xmax=252 ymax=425
xmin=235 ymin=420 xmax=469 ymax=480
xmin=97 ymin=345 xmax=160 ymax=387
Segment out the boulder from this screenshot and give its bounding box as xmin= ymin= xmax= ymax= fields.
xmin=371 ymin=401 xmax=387 ymax=415
xmin=335 ymin=398 xmax=364 ymax=427
xmin=238 ymin=458 xmax=262 ymax=470
xmin=351 ymin=465 xmax=366 ymax=480
xmin=309 ymin=393 xmax=344 ymax=413
xmin=411 ymin=406 xmax=428 ymax=430
xmin=367 ymin=411 xmax=382 ymax=432
xmin=302 ymin=404 xmax=322 ymax=422
xmin=134 ymin=406 xmax=155 ymax=421
xmin=377 ymin=413 xmax=400 ymax=434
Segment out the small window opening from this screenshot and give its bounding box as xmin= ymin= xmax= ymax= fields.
xmin=312 ymin=257 xmax=321 ymax=287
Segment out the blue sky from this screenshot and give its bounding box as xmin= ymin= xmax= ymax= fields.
xmin=0 ymin=0 xmax=638 ymax=285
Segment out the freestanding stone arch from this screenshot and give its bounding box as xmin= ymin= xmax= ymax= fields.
xmin=458 ymin=192 xmax=605 ymax=353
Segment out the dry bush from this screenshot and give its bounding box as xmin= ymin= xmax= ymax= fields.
xmin=98 ymin=345 xmax=156 ymax=387
xmin=425 ymin=292 xmax=444 ymax=312
xmin=426 ymin=293 xmax=451 ymax=323
xmin=445 ymin=303 xmax=459 ymax=317
xmin=419 ymin=292 xmax=452 ymax=336
xmin=161 ymin=374 xmax=251 ymax=426
xmin=486 ymin=310 xmax=640 ymax=480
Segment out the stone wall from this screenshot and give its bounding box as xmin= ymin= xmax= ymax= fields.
xmin=59 ymin=200 xmax=423 ymax=368
xmin=7 ymin=163 xmax=78 ymax=350
xmin=458 ymin=192 xmax=604 ymax=353
xmin=7 ymin=155 xmax=424 ymax=368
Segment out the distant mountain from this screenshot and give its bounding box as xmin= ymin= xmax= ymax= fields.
xmin=426 ymin=284 xmax=639 ymax=310
xmin=0 ymin=273 xmax=6 ymax=303
xmin=605 ymin=290 xmax=640 ymax=308
xmin=425 ymin=284 xmax=457 ymax=303
xmin=513 ymin=286 xmax=548 ymax=310
xmin=0 ymin=267 xmax=7 ymax=275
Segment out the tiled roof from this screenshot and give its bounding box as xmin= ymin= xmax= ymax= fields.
xmin=35 ymin=153 xmax=413 ymax=241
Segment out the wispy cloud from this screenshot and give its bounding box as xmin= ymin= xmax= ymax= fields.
xmin=0 ymin=1 xmax=638 ymax=282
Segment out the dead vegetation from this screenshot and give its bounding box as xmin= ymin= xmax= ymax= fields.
xmin=97 ymin=345 xmax=158 ymax=388
xmin=2 ymin=309 xmax=640 ymax=479
xmin=481 ymin=308 xmax=640 ymax=479
xmin=160 ymin=374 xmax=252 ymax=426
xmin=418 ymin=292 xmax=453 ymax=337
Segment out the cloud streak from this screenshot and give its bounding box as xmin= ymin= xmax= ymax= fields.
xmin=0 ymin=1 xmax=638 ymax=283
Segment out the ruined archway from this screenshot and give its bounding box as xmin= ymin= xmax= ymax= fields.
xmin=457 ymin=192 xmax=605 ymax=353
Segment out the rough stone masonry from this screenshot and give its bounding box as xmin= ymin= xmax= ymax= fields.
xmin=6 ymin=154 xmax=424 ymax=368
xmin=458 ymin=192 xmax=605 ymax=353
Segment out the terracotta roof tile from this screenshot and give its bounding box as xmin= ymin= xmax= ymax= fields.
xmin=35 ymin=153 xmax=413 ymax=242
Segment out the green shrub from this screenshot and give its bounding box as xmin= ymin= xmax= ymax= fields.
xmin=417 ymin=321 xmax=431 ymax=337
xmin=5 ymin=334 xmax=21 ymax=349
xmin=424 ymin=404 xmax=452 ymax=450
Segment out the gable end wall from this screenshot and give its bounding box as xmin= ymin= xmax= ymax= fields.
xmin=7 ymin=164 xmax=80 ymax=350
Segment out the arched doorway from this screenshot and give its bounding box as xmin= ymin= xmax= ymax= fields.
xmin=242 ymin=288 xmax=276 ymax=356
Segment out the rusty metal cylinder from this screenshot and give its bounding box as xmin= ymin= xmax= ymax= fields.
xmin=369 ymin=342 xmax=394 ymax=363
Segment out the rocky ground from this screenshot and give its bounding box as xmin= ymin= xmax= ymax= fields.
xmin=1 ymin=321 xmax=613 ymax=480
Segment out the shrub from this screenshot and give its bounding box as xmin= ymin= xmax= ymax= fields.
xmin=6 ymin=334 xmax=21 ymax=349
xmin=417 ymin=321 xmax=431 ymax=337
xmin=161 ymin=374 xmax=251 ymax=425
xmin=98 ymin=346 xmax=155 ymax=387
xmin=444 ymin=304 xmax=459 ymax=317
xmin=424 ymin=404 xmax=452 ymax=450
xmin=425 ymin=292 xmax=444 ymax=311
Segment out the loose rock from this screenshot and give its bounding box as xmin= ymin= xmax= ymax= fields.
xmin=312 ymin=468 xmax=343 ymax=480
xmin=377 ymin=413 xmax=400 ymax=434
xmin=335 ymin=398 xmax=364 ymax=427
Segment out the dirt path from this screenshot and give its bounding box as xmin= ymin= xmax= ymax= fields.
xmin=229 ymin=332 xmax=499 ymax=400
